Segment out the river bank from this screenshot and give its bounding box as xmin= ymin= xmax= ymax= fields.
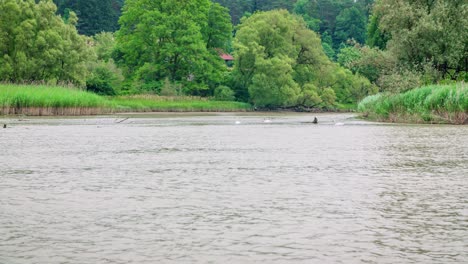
xmin=358 ymin=83 xmax=467 ymax=125
xmin=0 ymin=84 xmax=354 ymax=116
xmin=0 ymin=84 xmax=252 ymax=115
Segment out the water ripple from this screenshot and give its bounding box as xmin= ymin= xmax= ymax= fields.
xmin=0 ymin=113 xmax=467 ymax=263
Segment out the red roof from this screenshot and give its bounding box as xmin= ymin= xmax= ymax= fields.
xmin=220 ymin=53 xmax=234 ymax=61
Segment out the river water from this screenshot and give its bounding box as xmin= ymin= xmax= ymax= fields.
xmin=0 ymin=113 xmax=467 ymax=264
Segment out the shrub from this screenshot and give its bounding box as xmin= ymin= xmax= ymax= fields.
xmin=160 ymin=78 xmax=183 ymax=96
xmin=86 ymin=60 xmax=123 ymax=95
xmin=213 ymin=85 xmax=235 ymax=101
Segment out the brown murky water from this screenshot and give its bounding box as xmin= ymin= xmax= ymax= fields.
xmin=0 ymin=113 xmax=467 ymax=263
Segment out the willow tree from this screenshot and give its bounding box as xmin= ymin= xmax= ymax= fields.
xmin=114 ymin=0 xmax=231 ymax=95
xmin=0 ymin=0 xmax=92 ymax=85
xmin=233 ymin=9 xmax=375 ymax=108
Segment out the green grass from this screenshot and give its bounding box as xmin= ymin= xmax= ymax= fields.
xmin=334 ymin=102 xmax=358 ymax=112
xmin=0 ymin=84 xmax=252 ymax=115
xmin=358 ymin=83 xmax=468 ymax=124
xmin=112 ymin=95 xmax=252 ymax=112
xmin=0 ymin=84 xmax=114 ymax=115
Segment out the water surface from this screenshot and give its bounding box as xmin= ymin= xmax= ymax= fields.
xmin=1 ymin=113 xmax=467 ymax=263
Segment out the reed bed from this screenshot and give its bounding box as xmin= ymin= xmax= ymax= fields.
xmin=0 ymin=84 xmax=114 ymax=115
xmin=358 ymin=83 xmax=468 ymax=124
xmin=0 ymin=84 xmax=252 ymax=115
xmin=111 ymin=95 xmax=252 ymax=112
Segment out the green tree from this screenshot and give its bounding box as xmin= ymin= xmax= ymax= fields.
xmin=321 ymin=31 xmax=335 ymax=59
xmin=374 ymin=0 xmax=468 ymax=78
xmin=233 ymin=9 xmax=375 ymax=108
xmin=337 ymin=44 xmax=398 ymax=87
xmin=115 ymin=0 xmax=230 ymax=95
xmin=53 ymin=0 xmax=123 ymax=35
xmin=334 ymin=6 xmax=367 ymax=45
xmin=366 ymin=13 xmax=389 ymax=49
xmin=214 ymin=0 xmax=254 ymax=25
xmin=214 ymin=0 xmax=298 ymax=25
xmin=293 ymin=0 xmax=320 ymax=31
xmin=86 ymin=32 xmax=124 ymax=95
xmin=0 ymin=0 xmax=93 ymax=85
xmin=205 ymin=3 xmax=232 ymax=50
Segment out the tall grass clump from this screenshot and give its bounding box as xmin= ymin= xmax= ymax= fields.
xmin=0 ymin=84 xmax=114 ymax=115
xmin=358 ymin=83 xmax=467 ymax=124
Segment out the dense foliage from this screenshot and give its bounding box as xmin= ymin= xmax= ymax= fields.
xmin=374 ymin=0 xmax=467 ymax=80
xmin=214 ymin=0 xmax=297 ymax=24
xmin=53 ymin=0 xmax=123 ymax=36
xmin=0 ymin=0 xmax=466 ymax=115
xmin=215 ymin=0 xmax=372 ymax=56
xmin=114 ymin=0 xmax=231 ymax=95
xmin=0 ymin=0 xmax=92 ymax=85
xmin=232 ymin=10 xmax=375 ymax=108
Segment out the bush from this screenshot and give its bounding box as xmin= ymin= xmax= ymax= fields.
xmin=160 ymin=78 xmax=183 ymax=96
xmin=377 ymin=68 xmax=422 ymax=93
xmin=213 ymin=85 xmax=235 ymax=101
xmin=86 ymin=59 xmax=123 ymax=95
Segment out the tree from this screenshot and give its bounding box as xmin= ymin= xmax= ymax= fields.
xmin=334 ymin=6 xmax=367 ymax=45
xmin=293 ymin=0 xmax=370 ymax=55
xmin=114 ymin=0 xmax=231 ymax=95
xmin=321 ymin=31 xmax=335 ymax=59
xmin=86 ymin=32 xmax=124 ymax=95
xmin=337 ymin=45 xmax=397 ymax=88
xmin=233 ymin=9 xmax=375 ymax=108
xmin=294 ymin=0 xmax=320 ymax=31
xmin=205 ymin=3 xmax=232 ymax=50
xmin=337 ymin=46 xmax=362 ymax=70
xmin=374 ymin=0 xmax=468 ymax=78
xmin=0 ymin=0 xmax=93 ymax=85
xmin=366 ymin=13 xmax=389 ymax=49
xmin=214 ymin=0 xmax=298 ymax=25
xmin=53 ymin=0 xmax=123 ymax=35
xmin=213 ymin=0 xmax=253 ymax=25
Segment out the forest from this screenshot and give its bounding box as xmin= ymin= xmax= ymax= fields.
xmin=0 ymin=0 xmax=466 ymax=119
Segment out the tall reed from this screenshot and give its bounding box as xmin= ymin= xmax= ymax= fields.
xmin=0 ymin=84 xmax=114 ymax=115
xmin=111 ymin=95 xmax=252 ymax=112
xmin=358 ymin=83 xmax=467 ymax=124
xmin=0 ymin=84 xmax=252 ymax=115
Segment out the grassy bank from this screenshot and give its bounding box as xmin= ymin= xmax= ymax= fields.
xmin=111 ymin=95 xmax=252 ymax=112
xmin=0 ymin=84 xmax=252 ymax=115
xmin=358 ymin=83 xmax=468 ymax=124
xmin=0 ymin=84 xmax=113 ymax=115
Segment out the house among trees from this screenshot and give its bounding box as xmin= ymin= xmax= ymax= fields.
xmin=219 ymin=52 xmax=234 ymax=67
